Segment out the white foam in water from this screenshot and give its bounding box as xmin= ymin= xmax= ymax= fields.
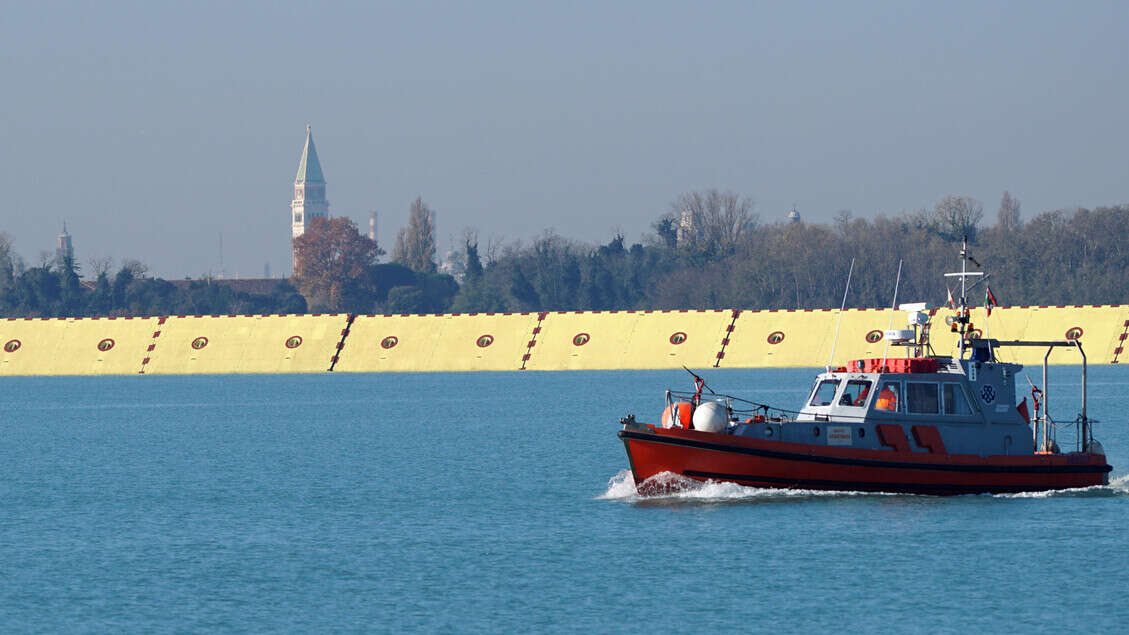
xmin=997 ymin=474 xmax=1129 ymax=499
xmin=597 ymin=469 xmax=894 ymax=502
xmin=600 ymin=470 xmax=1129 ymax=501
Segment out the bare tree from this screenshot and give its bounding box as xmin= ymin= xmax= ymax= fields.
xmin=671 ymin=189 xmax=758 ymax=254
xmin=932 ymin=195 xmax=983 ymax=241
xmin=88 ymin=256 xmax=114 ymax=278
xmin=485 ymin=235 xmax=505 ymax=266
xmin=391 ymin=197 xmax=438 ymax=273
xmin=997 ymin=191 xmax=1022 ymax=233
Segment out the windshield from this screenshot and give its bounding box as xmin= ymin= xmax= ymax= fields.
xmin=809 ymin=379 xmax=841 ymax=407
xmin=839 ymin=380 xmax=873 ymax=408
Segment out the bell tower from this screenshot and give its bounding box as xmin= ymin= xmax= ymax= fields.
xmin=291 ymin=125 xmax=329 ymax=270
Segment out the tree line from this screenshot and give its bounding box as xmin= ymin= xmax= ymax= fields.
xmin=450 ymin=192 xmax=1129 ymax=312
xmin=2 ymin=192 xmax=1127 ymax=318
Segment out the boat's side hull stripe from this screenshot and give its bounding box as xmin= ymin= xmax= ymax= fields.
xmin=618 ymin=429 xmax=1111 ymax=475
xmin=683 ymin=470 xmax=1046 ymax=495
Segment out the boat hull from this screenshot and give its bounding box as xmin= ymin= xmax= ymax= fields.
xmin=619 ymin=425 xmax=1112 ymax=496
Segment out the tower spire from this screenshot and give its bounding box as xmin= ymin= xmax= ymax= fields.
xmin=291 ymin=125 xmax=330 ymax=273
xmin=295 ymin=125 xmax=325 ymax=184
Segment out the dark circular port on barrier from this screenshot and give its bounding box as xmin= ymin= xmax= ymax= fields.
xmin=285 ymin=335 xmax=303 ymax=349
xmin=858 ymin=428 xmax=866 ymax=438
xmin=813 ymin=426 xmax=821 ymax=437
xmin=1065 ymin=327 xmax=1083 ymax=341
xmin=573 ymin=333 xmax=590 ymax=346
xmin=191 ymin=336 xmax=209 ymax=350
xmin=381 ymin=336 xmax=398 ymax=349
xmin=767 ymin=331 xmax=785 ymax=345
xmin=97 ymin=338 xmax=115 ymax=352
xmin=865 ymin=329 xmax=883 ymax=343
xmin=669 ymin=331 xmax=688 ymax=345
xmin=476 ymin=334 xmax=494 ymax=348
xmin=4 ymin=339 xmax=21 ymax=353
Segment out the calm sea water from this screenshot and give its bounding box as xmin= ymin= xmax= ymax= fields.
xmin=1 ymin=367 xmax=1126 ymax=632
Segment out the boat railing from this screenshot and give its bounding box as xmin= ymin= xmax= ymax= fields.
xmin=666 ymin=389 xmax=801 ymax=423
xmin=967 ymin=338 xmax=1094 ymax=453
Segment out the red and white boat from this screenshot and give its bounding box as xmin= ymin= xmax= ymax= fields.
xmin=618 ymin=245 xmax=1112 ymax=495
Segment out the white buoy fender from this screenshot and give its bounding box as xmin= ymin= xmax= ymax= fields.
xmin=692 ymin=401 xmax=729 ymax=433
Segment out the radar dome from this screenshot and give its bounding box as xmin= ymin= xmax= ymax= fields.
xmin=692 ymin=401 xmax=729 ymax=433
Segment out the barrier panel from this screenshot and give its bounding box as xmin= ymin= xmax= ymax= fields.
xmin=0 ymin=305 xmax=1123 ymax=375
xmin=524 ymin=310 xmax=735 ymax=370
xmin=926 ymin=305 xmax=1127 ymax=366
xmin=140 ymin=314 xmax=349 ymax=374
xmin=333 ymin=313 xmax=542 ymax=372
xmin=0 ymin=317 xmax=159 ymax=375
xmin=723 ymin=305 xmax=1128 ymax=368
xmin=723 ymin=309 xmax=847 ymax=368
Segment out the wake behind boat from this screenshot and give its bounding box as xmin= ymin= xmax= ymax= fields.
xmin=618 ymin=242 xmax=1113 ymax=496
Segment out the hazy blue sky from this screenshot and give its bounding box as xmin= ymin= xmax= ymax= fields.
xmin=2 ymin=1 xmax=1126 ymax=278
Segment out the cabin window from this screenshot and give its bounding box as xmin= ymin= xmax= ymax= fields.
xmin=906 ymin=382 xmax=940 ymax=414
xmin=809 ymin=379 xmax=841 ymax=407
xmin=839 ymin=380 xmax=873 ymax=407
xmin=875 ymin=381 xmax=901 ymax=412
xmin=943 ymin=383 xmax=974 ymax=415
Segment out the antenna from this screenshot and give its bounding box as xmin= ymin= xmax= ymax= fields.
xmin=827 ymin=258 xmax=855 ymax=369
xmin=944 ymin=236 xmax=984 ymax=357
xmin=880 ymin=260 xmax=904 ymax=368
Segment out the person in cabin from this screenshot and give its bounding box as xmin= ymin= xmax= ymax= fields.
xmin=875 ymin=383 xmax=899 ymax=411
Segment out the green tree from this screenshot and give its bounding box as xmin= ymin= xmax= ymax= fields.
xmin=58 ymin=254 xmax=83 ymax=316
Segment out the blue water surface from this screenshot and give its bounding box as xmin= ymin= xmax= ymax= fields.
xmin=1 ymin=367 xmax=1126 ymax=632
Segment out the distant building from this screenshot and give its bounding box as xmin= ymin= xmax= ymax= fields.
xmin=55 ymin=222 xmax=74 ymax=268
xmin=677 ymin=209 xmax=694 ymax=246
xmin=787 ymin=205 xmax=801 ymax=224
xmin=291 ymin=125 xmax=330 ymax=271
xmin=438 ymin=248 xmax=465 ymax=283
xmin=369 ymin=210 xmax=378 ymax=261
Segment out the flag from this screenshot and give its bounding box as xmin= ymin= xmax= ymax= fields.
xmin=1016 ymin=397 xmax=1030 ymax=424
xmin=985 ymin=286 xmax=998 ymax=316
xmin=946 ymin=287 xmax=955 ymax=309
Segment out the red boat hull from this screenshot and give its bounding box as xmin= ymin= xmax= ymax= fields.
xmin=619 ymin=425 xmax=1112 ymax=496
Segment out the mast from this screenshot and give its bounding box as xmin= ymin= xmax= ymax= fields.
xmin=944 ymin=236 xmax=983 ymax=358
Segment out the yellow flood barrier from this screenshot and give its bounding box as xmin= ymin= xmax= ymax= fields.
xmin=926 ymin=305 xmax=1129 ymax=366
xmin=721 ymin=305 xmax=1129 ymax=368
xmin=524 ymin=310 xmax=736 ymax=370
xmin=140 ymin=314 xmax=349 ymax=374
xmin=723 ymin=309 xmax=850 ymax=368
xmin=333 ymin=312 xmax=542 ymax=372
xmin=0 ymin=317 xmax=159 ymax=375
